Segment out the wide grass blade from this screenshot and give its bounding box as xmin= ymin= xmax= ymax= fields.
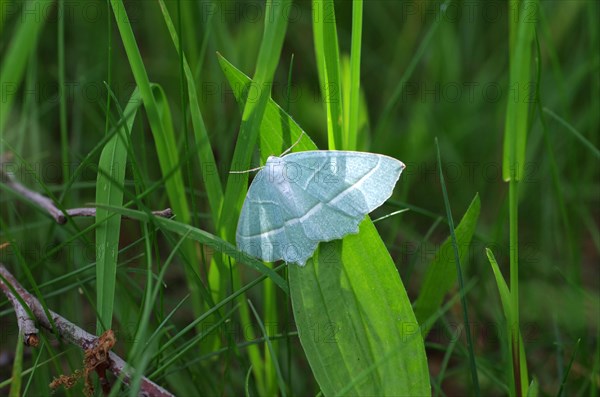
xmin=95 ymin=88 xmax=140 ymax=332
xmin=289 ymin=220 xmax=430 ymax=396
xmin=414 ymin=194 xmax=480 ymax=336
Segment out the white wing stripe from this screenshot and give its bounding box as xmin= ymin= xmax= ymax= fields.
xmin=329 ymin=156 xmax=381 ymax=206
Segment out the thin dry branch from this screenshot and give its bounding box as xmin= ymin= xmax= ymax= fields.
xmin=0 ymin=263 xmax=174 ymax=397
xmin=1 ymin=165 xmax=173 ymax=224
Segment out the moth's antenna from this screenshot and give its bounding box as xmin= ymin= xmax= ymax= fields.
xmin=230 ymin=165 xmax=264 ymax=174
xmin=280 ymin=131 xmax=306 ymax=157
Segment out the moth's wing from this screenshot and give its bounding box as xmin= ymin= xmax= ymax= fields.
xmin=236 ymin=168 xmax=288 ymax=263
xmin=281 ymin=151 xmax=405 ymax=242
xmin=236 ymin=163 xmax=319 ymax=265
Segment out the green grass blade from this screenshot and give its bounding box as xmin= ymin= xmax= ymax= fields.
xmin=245 ymin=365 xmax=253 ymax=397
xmin=92 ymin=204 xmax=288 ymax=293
xmin=486 ymin=248 xmax=513 ymax=322
xmin=502 ymin=0 xmax=536 ymax=181
xmin=414 ymin=194 xmax=480 ymax=336
xmin=157 ymin=0 xmax=223 ymax=223
xmin=57 ymin=0 xmax=69 ymax=184
xmin=486 ymin=248 xmax=531 ymax=396
xmin=346 ymin=0 xmax=363 ymax=150
xmin=435 ymin=138 xmax=480 ymax=395
xmin=218 ymin=0 xmax=291 ymax=238
xmin=289 ymin=220 xmax=430 ymax=396
xmin=213 ymin=4 xmax=290 ymax=392
xmin=8 ymin=333 xmax=24 ymax=397
xmin=502 ymin=3 xmax=536 ymax=394
xmin=557 ymin=339 xmax=581 ymax=397
xmin=0 ymin=0 xmax=54 ymax=136
xmin=543 ymin=108 xmax=600 ymax=159
xmin=248 ymin=300 xmax=287 ymax=397
xmin=109 ymin=0 xmax=204 ymax=319
xmin=218 ymin=54 xmax=317 ymax=156
xmin=312 ymin=0 xmax=344 ymax=149
xmin=108 ymin=0 xmax=192 ymax=227
xmin=528 ymin=378 xmax=539 ymax=397
xmin=95 ymin=88 xmax=140 ymax=332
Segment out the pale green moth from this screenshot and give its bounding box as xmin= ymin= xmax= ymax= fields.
xmin=236 ymin=151 xmax=405 ymax=266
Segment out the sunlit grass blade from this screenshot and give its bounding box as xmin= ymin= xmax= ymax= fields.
xmin=312 ymin=0 xmax=344 ymax=149
xmin=414 ymin=193 xmax=480 ymax=336
xmin=95 ymin=88 xmax=140 ymax=332
xmin=0 ymin=0 xmax=54 ymax=136
xmin=435 ymin=138 xmax=480 ymax=395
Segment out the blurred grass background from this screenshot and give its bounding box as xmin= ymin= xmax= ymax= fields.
xmin=0 ymin=0 xmax=598 ymax=395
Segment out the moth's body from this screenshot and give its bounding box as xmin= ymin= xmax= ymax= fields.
xmin=236 ymin=151 xmax=405 ymax=266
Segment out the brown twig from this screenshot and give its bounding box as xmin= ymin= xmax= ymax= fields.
xmin=1 ymin=166 xmax=173 ymax=224
xmin=0 ymin=263 xmax=174 ymax=397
